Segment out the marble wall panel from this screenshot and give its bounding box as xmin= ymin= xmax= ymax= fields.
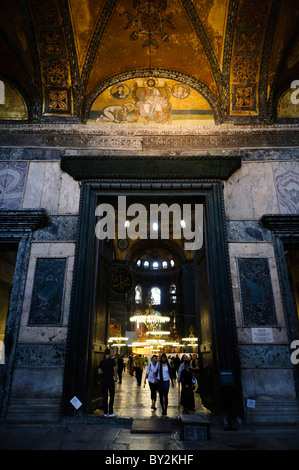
xmin=40 ymin=162 xmax=62 ymax=214
xmin=19 ymin=242 xmax=75 ymax=343
xmin=239 ymin=344 xmax=291 ymax=368
xmin=22 ymin=162 xmax=45 ymax=209
xmin=22 ymin=161 xmax=80 ymax=215
xmin=229 ymin=243 xmax=288 ymax=343
xmin=241 ymin=369 xmax=296 ymax=400
xmin=10 ymin=368 xmax=64 ymax=399
xmin=28 ymin=257 xmax=67 ymax=325
xmin=58 ymin=170 xmax=80 ymax=214
xmin=224 ymin=162 xmax=280 ymax=220
xmin=238 ymin=258 xmax=277 ymax=326
xmin=249 ymin=163 xmax=280 ymax=219
xmin=0 ymin=161 xmax=28 ymax=209
xmin=226 ymin=220 xmax=272 ymax=242
xmin=14 ymin=343 xmax=66 ymax=367
xmin=272 ymin=161 xmax=299 ymax=214
xmin=32 ymin=215 xmax=78 ymax=242
xmin=223 ymin=164 xmax=254 ymax=220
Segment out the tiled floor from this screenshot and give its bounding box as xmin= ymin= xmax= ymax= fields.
xmin=92 ymin=367 xmax=210 ymax=419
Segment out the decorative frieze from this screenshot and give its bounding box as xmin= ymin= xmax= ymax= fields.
xmin=0 ymin=124 xmax=297 ymax=151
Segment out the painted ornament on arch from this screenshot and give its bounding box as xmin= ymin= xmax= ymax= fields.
xmin=124 ymin=0 xmax=175 ymax=48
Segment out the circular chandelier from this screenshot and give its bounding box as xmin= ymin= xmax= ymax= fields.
xmin=130 ymin=293 xmax=170 ymax=330
xmin=129 ymin=293 xmax=177 ymax=351
xmin=108 ymin=336 xmax=129 ymax=350
xmin=130 ymin=313 xmax=170 ymax=326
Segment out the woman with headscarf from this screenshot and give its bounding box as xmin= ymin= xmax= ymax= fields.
xmin=179 ymin=359 xmax=195 ymax=414
xmin=153 ymin=353 xmax=174 ymax=416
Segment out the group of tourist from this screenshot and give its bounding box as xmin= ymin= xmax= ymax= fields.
xmin=144 ymin=353 xmax=200 ymax=415
xmin=98 ymin=350 xmax=201 ymax=417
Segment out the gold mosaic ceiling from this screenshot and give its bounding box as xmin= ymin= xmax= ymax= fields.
xmin=0 ymin=0 xmax=298 ymax=123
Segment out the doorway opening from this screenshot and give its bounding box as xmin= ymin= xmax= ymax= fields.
xmin=64 ymin=181 xmax=241 ymax=421
xmin=0 ymin=243 xmax=18 ymax=398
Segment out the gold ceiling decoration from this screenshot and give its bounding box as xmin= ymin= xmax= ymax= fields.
xmin=0 ymin=0 xmax=297 ymax=122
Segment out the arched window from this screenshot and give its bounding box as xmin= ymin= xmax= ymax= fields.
xmin=143 ymin=260 xmax=149 ymax=268
xmin=162 ymin=261 xmax=168 ymax=269
xmin=0 ymin=81 xmax=28 ymax=119
xmin=170 ymin=284 xmax=177 ymax=303
xmin=169 ymin=284 xmax=176 ymax=294
xmin=152 ymin=261 xmax=159 ymax=270
xmin=151 ymin=287 xmax=161 ymax=305
xmin=135 ymin=285 xmax=142 ymax=303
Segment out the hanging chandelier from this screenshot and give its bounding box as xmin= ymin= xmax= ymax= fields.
xmin=182 ymin=326 xmax=198 ymax=351
xmin=129 ymin=293 xmax=182 ymax=351
xmin=130 ymin=293 xmax=170 ymax=330
xmin=108 ymin=336 xmax=129 ymax=350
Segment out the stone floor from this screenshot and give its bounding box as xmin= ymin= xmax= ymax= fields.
xmin=1 ymin=369 xmax=299 ymax=451
xmin=94 ymin=366 xmax=209 ymax=419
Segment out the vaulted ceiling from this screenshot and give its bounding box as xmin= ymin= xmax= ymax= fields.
xmin=0 ymin=0 xmax=298 ymax=123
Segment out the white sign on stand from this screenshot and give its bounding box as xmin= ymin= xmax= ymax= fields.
xmin=247 ymin=399 xmax=256 ymax=408
xmin=251 ymin=328 xmax=273 ymax=343
xmin=70 ymin=396 xmax=82 ymax=410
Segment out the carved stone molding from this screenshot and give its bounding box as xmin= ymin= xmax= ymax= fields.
xmin=0 ymin=123 xmax=298 ymax=151
xmin=60 ymin=153 xmax=241 ymax=180
xmin=0 ymin=209 xmax=49 ymax=235
xmin=261 ymin=214 xmax=299 ymax=236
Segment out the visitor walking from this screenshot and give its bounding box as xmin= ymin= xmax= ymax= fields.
xmin=98 ymin=349 xmax=117 ymax=417
xmin=154 ymin=353 xmax=174 ymax=416
xmin=127 ymin=355 xmax=134 ymax=376
xmin=135 ymin=354 xmax=144 ymax=386
xmin=116 ymin=354 xmax=124 ymax=384
xmin=144 ymin=354 xmax=159 ymax=410
xmin=191 ymin=353 xmax=200 ymax=393
xmin=179 ymin=359 xmax=195 ymax=414
xmin=177 ymin=354 xmax=193 ymax=381
xmin=174 ymin=354 xmax=180 ymax=374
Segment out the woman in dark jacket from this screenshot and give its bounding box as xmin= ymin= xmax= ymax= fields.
xmin=179 ymin=360 xmax=195 ymax=413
